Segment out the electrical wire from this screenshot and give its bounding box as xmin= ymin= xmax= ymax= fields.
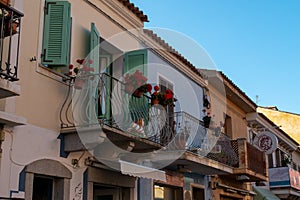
xmin=7 ymin=131 xmax=25 ymax=167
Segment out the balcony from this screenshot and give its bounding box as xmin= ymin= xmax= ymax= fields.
xmin=59 ymin=74 xmax=202 ymax=152
xmin=269 ymin=167 xmax=300 ymax=199
xmin=0 ymin=2 xmax=23 ymax=98
xmin=59 ymin=73 xmax=266 ymax=179
xmin=188 ymin=131 xmax=267 ymax=181
xmin=205 ymin=135 xmax=267 ymax=181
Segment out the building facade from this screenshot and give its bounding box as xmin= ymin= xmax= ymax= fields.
xmin=258 ymin=107 xmax=300 ymax=199
xmin=0 ymin=0 xmax=274 ymax=200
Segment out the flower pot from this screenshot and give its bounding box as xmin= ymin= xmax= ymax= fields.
xmin=74 ymin=78 xmax=84 ymax=89
xmin=151 ymin=99 xmax=159 ymax=105
xmin=203 ymin=116 xmax=211 ymax=128
xmin=132 ymin=89 xmax=143 ymax=98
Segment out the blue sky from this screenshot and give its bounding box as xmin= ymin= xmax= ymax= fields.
xmin=130 ymin=0 xmax=300 ymax=114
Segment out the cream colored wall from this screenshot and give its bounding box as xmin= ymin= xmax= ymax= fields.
xmin=258 ymin=107 xmax=300 ymax=144
xmin=226 ymin=99 xmax=248 ymax=139
xmin=15 ymin=0 xmax=143 ymax=131
xmin=208 ymin=86 xmax=248 ymax=139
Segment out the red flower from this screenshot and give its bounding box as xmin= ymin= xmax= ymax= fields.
xmin=154 ymin=85 xmax=160 ymax=91
xmin=76 ymin=59 xmax=85 ymax=64
xmin=164 ymin=93 xmax=173 ymax=100
xmin=69 ymin=64 xmax=74 ymax=69
xmin=165 ymin=89 xmax=173 ymax=95
xmin=146 ymin=84 xmax=152 ymax=93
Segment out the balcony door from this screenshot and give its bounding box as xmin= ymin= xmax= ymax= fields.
xmin=159 ymin=76 xmax=175 ymax=145
xmin=94 ymin=188 xmax=120 ymax=200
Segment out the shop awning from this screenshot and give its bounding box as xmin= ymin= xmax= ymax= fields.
xmin=120 ymin=160 xmax=166 ymax=182
xmin=253 ymin=186 xmax=280 ymax=200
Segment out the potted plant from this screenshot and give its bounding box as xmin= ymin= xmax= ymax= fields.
xmin=150 ymin=85 xmax=177 ymax=107
xmin=202 ymin=115 xmax=211 ymax=128
xmin=68 ymin=58 xmax=95 ymax=89
xmin=124 ymin=70 xmax=151 ymax=98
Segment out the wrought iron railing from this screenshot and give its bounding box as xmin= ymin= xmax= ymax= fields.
xmin=0 ymin=4 xmax=23 ymax=81
xmin=60 ymin=73 xmax=266 ymax=173
xmin=205 ymin=133 xmax=239 ymax=167
xmin=60 ymin=73 xmax=208 ymax=148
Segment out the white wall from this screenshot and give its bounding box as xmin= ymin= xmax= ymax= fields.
xmin=148 ymin=50 xmax=204 ymax=119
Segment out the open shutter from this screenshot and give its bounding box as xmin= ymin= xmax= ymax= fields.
xmin=42 ymin=0 xmax=71 ymax=66
xmin=88 ymin=23 xmax=100 ymax=123
xmin=124 ymin=50 xmax=149 ymax=128
xmin=90 ymin=22 xmax=100 ymax=73
xmin=125 ymin=49 xmax=147 ymax=75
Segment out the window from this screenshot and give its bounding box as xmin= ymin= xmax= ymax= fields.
xmin=42 ymin=0 xmax=71 ymax=67
xmin=98 ymin=55 xmax=112 ymax=121
xmin=223 ymin=114 xmax=232 ymax=138
xmin=154 ymin=184 xmax=183 ymax=200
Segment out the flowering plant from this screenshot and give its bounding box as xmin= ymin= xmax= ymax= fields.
xmin=68 ymin=58 xmax=95 ymax=78
xmin=124 ymin=70 xmax=152 ymax=96
xmin=68 ymin=59 xmax=95 ymax=89
xmin=150 ymin=85 xmax=177 ymax=107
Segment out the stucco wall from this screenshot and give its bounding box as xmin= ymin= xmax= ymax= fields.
xmin=208 ymin=84 xmax=248 ymax=139
xmin=16 ymin=0 xmax=143 ymax=131
xmin=258 ymin=107 xmax=300 ymax=144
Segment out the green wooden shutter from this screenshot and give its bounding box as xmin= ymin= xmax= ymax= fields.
xmin=42 ymin=0 xmax=71 ymax=66
xmin=124 ymin=50 xmax=149 ymax=127
xmin=125 ymin=49 xmax=147 ymax=74
xmin=88 ymin=23 xmax=100 ymax=123
xmin=90 ymin=22 xmax=100 ymax=73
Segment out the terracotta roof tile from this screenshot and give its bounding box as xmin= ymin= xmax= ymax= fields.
xmin=118 ymin=0 xmax=149 ymax=22
xmin=143 ymin=29 xmax=205 ymax=79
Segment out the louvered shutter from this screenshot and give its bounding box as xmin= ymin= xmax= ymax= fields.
xmin=124 ymin=50 xmax=149 ymax=126
xmin=90 ymin=22 xmax=100 ymax=73
xmin=42 ymin=0 xmax=71 ymax=66
xmin=125 ymin=50 xmax=147 ymax=75
xmin=88 ymin=23 xmax=100 ymax=123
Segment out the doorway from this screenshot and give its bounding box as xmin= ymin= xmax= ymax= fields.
xmin=192 ymin=187 xmax=205 ymax=200
xmin=94 ymin=185 xmax=131 ymax=200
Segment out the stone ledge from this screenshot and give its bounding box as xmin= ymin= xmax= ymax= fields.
xmin=0 ymin=78 xmax=21 ymax=99
xmin=0 ymin=111 xmax=26 ymax=126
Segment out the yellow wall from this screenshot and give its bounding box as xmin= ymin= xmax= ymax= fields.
xmin=258 ymin=107 xmax=300 ymax=144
